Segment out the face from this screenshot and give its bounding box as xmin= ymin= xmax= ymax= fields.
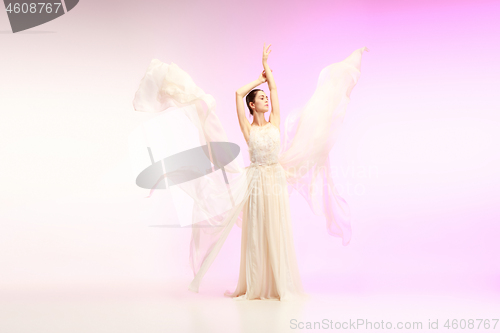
xmin=250 ymin=91 xmax=269 ymax=114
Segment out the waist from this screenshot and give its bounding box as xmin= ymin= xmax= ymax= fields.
xmin=249 ymin=161 xmax=279 ymax=168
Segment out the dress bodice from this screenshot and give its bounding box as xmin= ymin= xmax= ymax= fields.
xmin=248 ymin=122 xmax=280 ymax=166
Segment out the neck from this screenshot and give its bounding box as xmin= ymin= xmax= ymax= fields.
xmin=252 ymin=112 xmax=267 ymax=126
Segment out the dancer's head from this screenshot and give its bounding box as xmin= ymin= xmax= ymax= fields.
xmin=246 ymin=89 xmax=269 ymax=116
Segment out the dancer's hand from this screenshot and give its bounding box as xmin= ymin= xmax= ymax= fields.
xmin=262 ymin=43 xmax=271 ymax=64
xmin=258 ymin=70 xmax=267 ymax=84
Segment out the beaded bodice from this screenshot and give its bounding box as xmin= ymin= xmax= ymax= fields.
xmin=248 ymin=122 xmax=280 ymax=166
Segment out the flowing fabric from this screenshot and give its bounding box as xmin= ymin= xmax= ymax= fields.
xmin=132 ymin=46 xmax=369 ymax=300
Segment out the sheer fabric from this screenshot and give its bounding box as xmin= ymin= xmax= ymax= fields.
xmin=132 ymin=46 xmax=369 ymax=300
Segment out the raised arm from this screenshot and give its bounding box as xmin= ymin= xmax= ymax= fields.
xmin=262 ymin=43 xmax=280 ymax=129
xmin=236 ymin=74 xmax=266 ymax=143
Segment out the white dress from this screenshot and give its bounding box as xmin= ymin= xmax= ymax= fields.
xmin=223 ymin=122 xmax=305 ymax=300
xmin=132 ymin=46 xmax=369 ymax=301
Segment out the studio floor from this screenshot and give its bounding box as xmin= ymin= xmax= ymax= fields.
xmin=1 ymin=280 xmax=499 ymax=333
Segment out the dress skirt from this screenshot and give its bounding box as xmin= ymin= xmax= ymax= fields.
xmin=224 ymin=162 xmax=306 ymax=301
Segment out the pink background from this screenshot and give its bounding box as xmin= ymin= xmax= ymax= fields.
xmin=1 ymin=0 xmax=499 ymax=306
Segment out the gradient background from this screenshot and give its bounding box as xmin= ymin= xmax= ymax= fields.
xmin=1 ymin=0 xmax=500 ymax=330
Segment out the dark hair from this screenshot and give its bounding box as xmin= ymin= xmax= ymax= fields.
xmin=245 ymin=89 xmax=263 ymax=116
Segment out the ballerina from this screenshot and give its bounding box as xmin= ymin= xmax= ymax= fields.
xmin=132 ymin=44 xmax=369 ymax=301
xmin=219 ymin=44 xmax=305 ymax=300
